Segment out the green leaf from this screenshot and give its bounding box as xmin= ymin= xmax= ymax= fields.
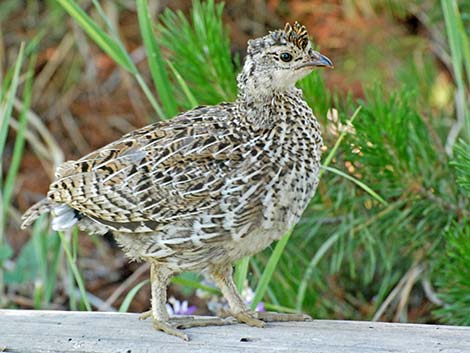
xmin=119 ymin=279 xmax=149 ymax=312
xmin=58 ymin=230 xmax=92 ymax=311
xmin=4 ymin=240 xmax=38 ymax=284
xmin=234 ymin=257 xmax=250 ymax=293
xmin=3 ymin=53 xmax=36 ymax=221
xmin=324 ymin=166 xmax=387 ymax=205
xmin=434 ymin=222 xmax=470 ymax=325
xmin=441 ymin=0 xmax=470 ymax=140
xmin=56 ymin=0 xmax=136 ymax=73
xmin=452 ymin=140 xmax=470 ymax=193
xmin=158 ymin=0 xmax=237 ymax=105
xmin=320 ymin=106 xmax=362 ymax=178
xmin=0 ymin=43 xmax=25 ymax=164
xmin=167 ymin=61 xmax=199 ymax=109
xmin=137 ymin=0 xmax=178 ymax=118
xmin=250 ymin=232 xmax=292 ymax=310
xmin=0 ymin=244 xmax=13 ymax=261
xmin=172 ymin=275 xmax=220 ymax=295
xmin=296 ymin=233 xmax=340 ymax=311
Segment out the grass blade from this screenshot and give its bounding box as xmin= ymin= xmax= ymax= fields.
xmin=172 ymin=275 xmax=220 ymax=296
xmin=264 ymin=303 xmax=302 ymax=314
xmin=0 ymin=43 xmax=24 ymax=299
xmin=56 ymin=0 xmax=135 ymax=73
xmin=296 ymin=232 xmax=341 ymax=311
xmin=158 ymin=0 xmax=237 ymax=104
xmin=250 ymin=231 xmax=292 ymax=310
xmin=137 ymin=0 xmax=178 ymax=118
xmin=320 ymin=106 xmax=362 ymax=178
xmin=3 ymin=53 xmax=36 ymax=220
xmin=167 ymin=61 xmax=199 ymax=108
xmin=0 ymin=43 xmax=25 ymax=163
xmin=441 ymin=0 xmax=470 ymax=141
xmin=134 ymin=73 xmax=166 ymax=120
xmin=89 ymin=0 xmax=166 ymax=120
xmin=57 ymin=231 xmax=92 ymax=311
xmin=119 ymin=279 xmax=149 ymax=312
xmin=234 ymin=257 xmax=250 ymax=293
xmin=324 ymin=166 xmax=387 ymax=205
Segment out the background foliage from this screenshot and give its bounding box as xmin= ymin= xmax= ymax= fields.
xmin=1 ymin=0 xmax=469 ymax=325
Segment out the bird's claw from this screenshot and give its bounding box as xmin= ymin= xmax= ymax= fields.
xmin=140 ymin=312 xmax=236 ymax=341
xmin=152 ymin=318 xmax=189 ymax=341
xmin=232 ymin=310 xmax=266 ymax=328
xmin=255 ymin=311 xmax=312 ymax=322
xmin=139 ymin=310 xmax=152 ymax=321
xmin=230 ymin=310 xmax=312 ymax=327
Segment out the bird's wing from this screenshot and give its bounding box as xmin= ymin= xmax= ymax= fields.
xmin=48 ymin=106 xmax=264 ymax=233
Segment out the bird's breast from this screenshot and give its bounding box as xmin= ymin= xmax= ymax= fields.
xmin=259 ymin=123 xmax=322 ymax=236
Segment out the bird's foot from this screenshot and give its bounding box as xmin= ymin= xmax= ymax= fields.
xmin=231 ymin=310 xmax=266 ymax=328
xmin=171 ymin=315 xmax=235 ymax=328
xmin=230 ymin=310 xmax=312 ymax=327
xmin=255 ymin=311 xmax=312 ymax=322
xmin=139 ymin=310 xmax=152 ymax=321
xmin=139 ymin=311 xmax=235 ymax=341
xmin=152 ymin=318 xmax=190 ymax=341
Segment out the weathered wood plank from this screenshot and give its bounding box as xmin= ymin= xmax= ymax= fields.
xmin=1 ymin=309 xmax=469 ymax=353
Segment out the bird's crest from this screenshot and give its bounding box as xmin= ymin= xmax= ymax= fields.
xmin=247 ymin=21 xmax=311 ymax=55
xmin=283 ymin=22 xmax=309 ymax=50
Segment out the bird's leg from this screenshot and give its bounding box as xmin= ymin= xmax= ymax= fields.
xmin=140 ymin=262 xmax=233 ymax=340
xmin=139 ymin=262 xmax=191 ymax=340
xmin=211 ymin=266 xmax=312 ymax=326
xmin=211 ymin=266 xmax=265 ymax=328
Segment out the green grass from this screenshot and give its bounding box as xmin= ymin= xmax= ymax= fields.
xmin=434 ymin=223 xmax=470 ymax=325
xmin=157 ymin=0 xmax=238 ymax=105
xmin=137 ymin=0 xmax=178 ymax=118
xmin=56 ymin=0 xmax=135 ymax=72
xmin=3 ymin=52 xmax=35 ymax=225
xmin=57 ymin=229 xmax=91 ymax=311
xmin=56 ymin=0 xmax=166 ymax=119
xmin=0 ymin=43 xmax=25 ymax=301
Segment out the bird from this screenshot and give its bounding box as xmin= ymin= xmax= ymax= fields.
xmin=21 ymin=21 xmax=333 ymax=340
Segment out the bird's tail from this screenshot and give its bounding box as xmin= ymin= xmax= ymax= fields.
xmin=21 ymin=198 xmax=53 ymax=229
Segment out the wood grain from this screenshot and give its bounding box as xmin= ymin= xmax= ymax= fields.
xmin=1 ymin=310 xmax=469 ymax=353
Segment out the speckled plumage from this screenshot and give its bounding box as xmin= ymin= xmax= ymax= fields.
xmin=22 ymin=22 xmax=332 ymax=340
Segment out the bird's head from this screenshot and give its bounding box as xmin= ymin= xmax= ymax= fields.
xmin=238 ymin=22 xmax=333 ymax=96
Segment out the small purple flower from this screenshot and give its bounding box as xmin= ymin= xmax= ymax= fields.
xmin=253 ymin=301 xmax=265 ymax=312
xmin=242 ymin=286 xmax=266 ymax=312
xmin=166 ymin=296 xmax=197 ymax=316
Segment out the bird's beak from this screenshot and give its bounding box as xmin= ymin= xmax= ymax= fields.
xmin=315 ymin=53 xmax=334 ymax=68
xmin=303 ymin=50 xmax=334 ymax=69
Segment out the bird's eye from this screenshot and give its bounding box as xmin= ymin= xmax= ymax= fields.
xmin=280 ymin=52 xmax=293 ymax=62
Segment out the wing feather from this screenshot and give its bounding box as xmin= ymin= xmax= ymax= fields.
xmin=47 ymin=105 xmax=265 ymax=234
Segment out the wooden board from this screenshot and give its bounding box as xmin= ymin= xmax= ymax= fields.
xmin=1 ymin=309 xmax=470 ymax=353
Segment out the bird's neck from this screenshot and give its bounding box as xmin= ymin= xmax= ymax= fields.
xmin=236 ymin=86 xmax=302 ymax=129
xmin=236 ymin=70 xmax=298 ymax=129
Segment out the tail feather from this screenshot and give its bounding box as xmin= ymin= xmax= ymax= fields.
xmin=22 ymin=199 xmax=107 ymax=235
xmin=50 ymin=204 xmax=79 ymax=231
xmin=21 ymin=198 xmax=53 ymax=229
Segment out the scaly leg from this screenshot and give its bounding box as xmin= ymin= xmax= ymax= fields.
xmin=140 ymin=261 xmax=233 ymax=341
xmin=139 ymin=262 xmax=191 ymax=340
xmin=211 ymin=265 xmax=265 ymax=328
xmin=210 ymin=265 xmax=311 ymax=327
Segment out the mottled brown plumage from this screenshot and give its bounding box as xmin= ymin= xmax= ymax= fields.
xmin=21 ymin=22 xmax=333 ymax=340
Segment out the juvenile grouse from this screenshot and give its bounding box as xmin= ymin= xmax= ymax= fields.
xmin=22 ymin=22 xmax=333 ymax=340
